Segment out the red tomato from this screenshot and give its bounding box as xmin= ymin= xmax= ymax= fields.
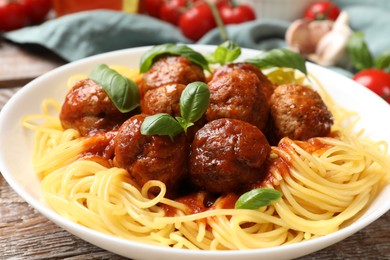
xmin=141 ymin=0 xmax=164 ymax=18
xmin=159 ymin=0 xmax=186 ymax=25
xmin=21 ymin=0 xmax=52 ymax=24
xmin=217 ymin=2 xmax=256 ymax=24
xmin=304 ymin=1 xmax=340 ymax=21
xmin=0 ymin=1 xmax=28 ymax=31
xmin=52 ymin=1 xmax=123 ymax=17
xmin=179 ymin=2 xmax=216 ymax=41
xmin=353 ymin=69 xmax=390 ymax=103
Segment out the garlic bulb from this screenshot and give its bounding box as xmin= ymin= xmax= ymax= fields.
xmin=286 ymin=19 xmax=333 ymax=55
xmin=309 ymin=11 xmax=353 ymax=66
xmin=286 ymin=11 xmax=353 ymax=66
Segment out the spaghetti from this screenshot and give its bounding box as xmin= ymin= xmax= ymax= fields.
xmin=21 ymin=67 xmax=390 ymax=250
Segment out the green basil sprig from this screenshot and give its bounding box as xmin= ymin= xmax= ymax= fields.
xmin=89 ymin=64 xmax=140 ymax=113
xmin=235 ymin=188 xmax=283 ymax=210
xmin=140 ymin=114 xmax=184 ymax=139
xmin=207 ymin=40 xmax=242 ymax=65
xmin=140 ymin=44 xmax=211 ymax=73
xmin=375 ymin=49 xmax=390 ymax=73
xmin=245 ymin=48 xmax=307 ymax=75
xmin=347 ymin=32 xmax=390 ymax=73
xmin=346 ymin=32 xmax=373 ymax=71
xmin=140 ymin=81 xmax=210 ymax=139
xmin=179 ymin=81 xmax=210 ymax=130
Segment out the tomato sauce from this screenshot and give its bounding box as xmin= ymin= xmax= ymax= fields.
xmin=80 ymin=131 xmax=117 ymax=166
xmin=295 ymin=137 xmax=333 ymax=155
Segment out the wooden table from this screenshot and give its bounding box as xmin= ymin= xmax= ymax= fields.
xmin=1 ymin=39 xmax=389 ymax=259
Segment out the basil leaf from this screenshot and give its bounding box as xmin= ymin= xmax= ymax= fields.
xmin=89 ymin=64 xmax=140 ymax=113
xmin=140 ymin=113 xmax=183 ymax=140
xmin=140 ymin=43 xmax=210 ymax=73
xmin=347 ymin=32 xmax=373 ymax=71
xmin=375 ymin=49 xmax=390 ymax=72
xmin=180 ymin=82 xmax=210 ymax=125
xmin=235 ymin=188 xmax=283 ymax=209
xmin=176 ymin=116 xmax=194 ymax=134
xmin=245 ymin=48 xmax=307 ymax=75
xmin=140 ymin=81 xmax=209 ymax=138
xmin=209 ymin=41 xmax=242 ymax=65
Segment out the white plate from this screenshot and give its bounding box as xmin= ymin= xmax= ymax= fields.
xmin=1 ymin=45 xmax=389 ymax=260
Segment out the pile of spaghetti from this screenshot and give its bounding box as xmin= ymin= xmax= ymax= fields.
xmin=22 ymin=59 xmax=390 ymax=251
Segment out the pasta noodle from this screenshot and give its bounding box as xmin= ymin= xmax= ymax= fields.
xmin=21 ymin=67 xmax=390 ymax=250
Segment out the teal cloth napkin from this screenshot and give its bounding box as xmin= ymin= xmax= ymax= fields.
xmin=4 ymin=12 xmax=191 ymax=61
xmin=3 ymin=0 xmax=390 ymax=71
xmin=3 ymin=10 xmax=290 ymax=62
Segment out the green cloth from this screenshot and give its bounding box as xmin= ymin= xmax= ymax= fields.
xmin=4 ymin=12 xmax=190 ymax=61
xmin=3 ymin=0 xmax=390 ymax=71
xmin=2 ymin=10 xmax=290 ymax=61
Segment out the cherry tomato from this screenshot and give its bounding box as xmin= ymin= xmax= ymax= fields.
xmin=179 ymin=2 xmax=216 ymax=41
xmin=21 ymin=0 xmax=52 ymax=24
xmin=159 ymin=0 xmax=186 ymax=25
xmin=0 ymin=1 xmax=28 ymax=31
xmin=304 ymin=1 xmax=340 ymax=21
xmin=141 ymin=0 xmax=164 ymax=18
xmin=217 ymin=2 xmax=256 ymax=24
xmin=353 ymin=69 xmax=390 ymax=103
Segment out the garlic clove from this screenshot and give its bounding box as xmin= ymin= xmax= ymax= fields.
xmin=310 ymin=11 xmax=353 ymax=66
xmin=286 ymin=19 xmax=312 ymax=54
xmin=286 ymin=19 xmax=333 ymax=55
xmin=308 ymin=20 xmax=334 ymax=51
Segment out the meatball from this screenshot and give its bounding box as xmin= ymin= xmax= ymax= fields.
xmin=269 ymin=83 xmax=333 ymax=142
xmin=189 ymin=118 xmax=271 ymax=194
xmin=60 ymin=79 xmax=133 ymax=136
xmin=211 ymin=62 xmax=275 ymax=100
xmin=141 ymin=83 xmax=185 ymax=117
xmin=140 ymin=55 xmax=205 ymax=95
xmin=206 ymin=69 xmax=269 ymax=131
xmin=113 ymin=114 xmax=189 ymax=195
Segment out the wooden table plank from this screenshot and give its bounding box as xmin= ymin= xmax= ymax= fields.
xmin=0 ymin=40 xmax=66 ymax=88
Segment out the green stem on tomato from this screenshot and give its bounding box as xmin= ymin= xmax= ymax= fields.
xmin=207 ymin=2 xmax=228 ymax=42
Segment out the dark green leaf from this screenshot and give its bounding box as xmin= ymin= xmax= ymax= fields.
xmin=222 ymin=41 xmax=241 ymax=63
xmin=140 ymin=43 xmax=210 ymax=73
xmin=347 ymin=32 xmax=373 ymax=71
xmin=375 ymin=49 xmax=390 ymax=72
xmin=209 ymin=41 xmax=242 ymax=65
xmin=245 ymin=48 xmax=307 ymax=75
xmin=213 ymin=46 xmax=228 ymax=64
xmin=140 ymin=113 xmax=183 ymax=140
xmin=235 ymin=188 xmax=283 ymax=209
xmin=89 ymin=64 xmax=140 ymax=113
xmin=175 ymin=117 xmax=194 ymax=134
xmin=139 ymin=81 xmax=210 ymax=138
xmin=180 ymin=81 xmax=210 ymax=126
